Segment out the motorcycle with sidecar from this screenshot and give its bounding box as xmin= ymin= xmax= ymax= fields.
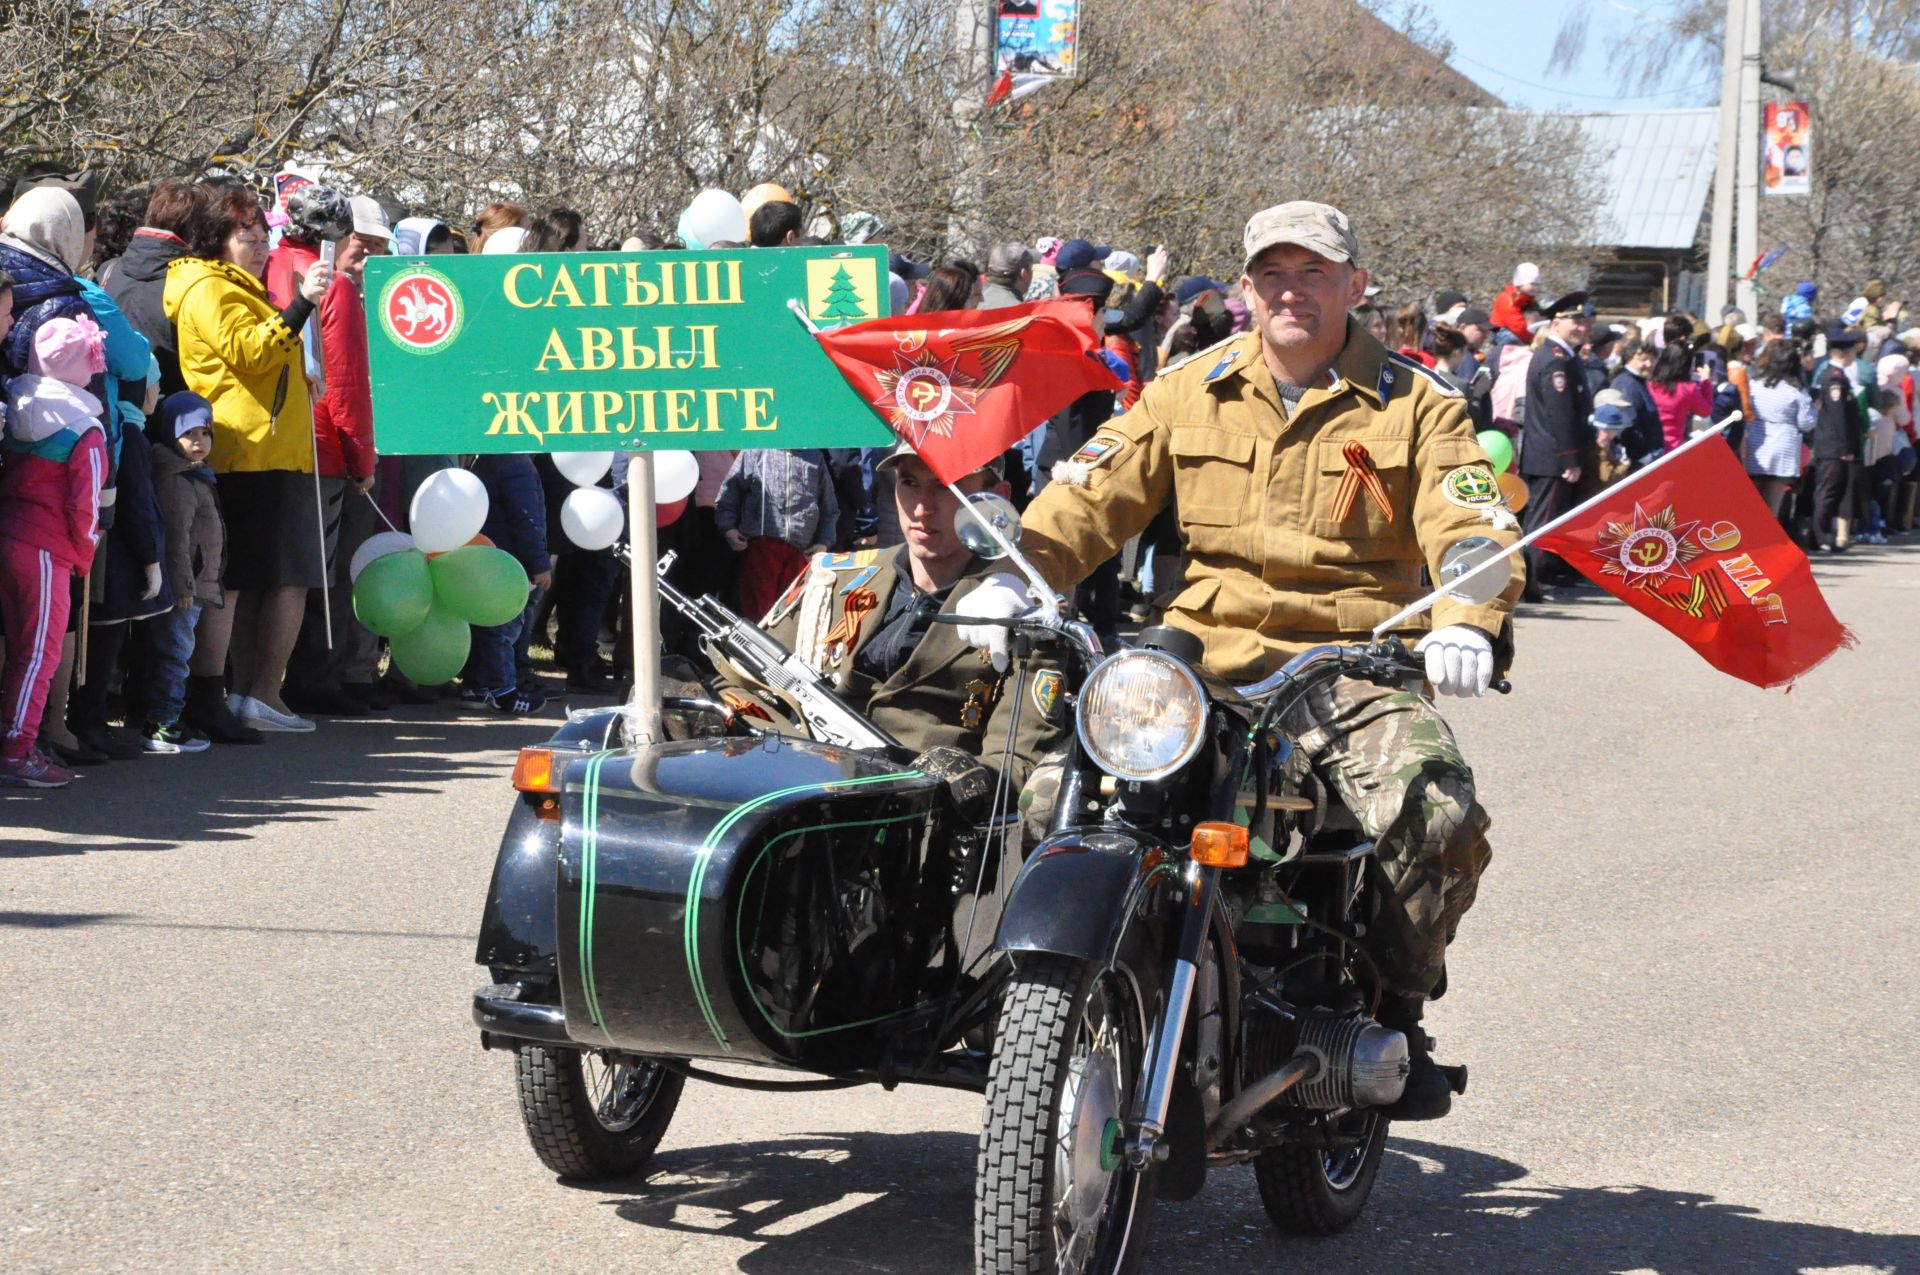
xmin=471 ymin=514 xmax=1509 ymax=1274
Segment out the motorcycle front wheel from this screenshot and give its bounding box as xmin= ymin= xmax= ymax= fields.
xmin=976 ymin=954 xmax=1154 ymax=1275
xmin=512 ymin=1044 xmax=685 ymax=1179
xmin=1253 ymin=1108 xmax=1389 ymax=1235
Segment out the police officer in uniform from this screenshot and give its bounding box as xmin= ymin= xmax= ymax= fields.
xmin=1518 ymin=291 xmax=1594 ymax=600
xmin=1809 ymin=322 xmax=1866 ymax=551
xmin=958 ymin=201 xmax=1525 ymax=1119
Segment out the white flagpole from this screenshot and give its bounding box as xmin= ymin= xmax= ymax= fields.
xmin=1370 ymin=415 xmax=1741 ymax=638
xmin=625 ymin=452 xmax=663 ymax=746
xmin=786 ymin=297 xmax=1064 ymax=618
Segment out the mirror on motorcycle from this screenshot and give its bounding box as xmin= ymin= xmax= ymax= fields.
xmin=954 ymin=492 xmax=1022 ymax=560
xmin=1437 ymin=537 xmax=1512 ymax=607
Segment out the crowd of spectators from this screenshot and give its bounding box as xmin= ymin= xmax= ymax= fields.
xmin=2 ymin=162 xmax=1911 ymax=790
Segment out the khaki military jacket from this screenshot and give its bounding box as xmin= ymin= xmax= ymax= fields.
xmin=718 ymin=547 xmax=1067 ymax=790
xmin=1020 ymin=322 xmax=1525 ymax=682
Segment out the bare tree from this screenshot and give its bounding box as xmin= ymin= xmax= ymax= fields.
xmin=2 ymin=0 xmax=1598 ymax=305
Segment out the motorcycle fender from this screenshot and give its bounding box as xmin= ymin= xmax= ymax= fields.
xmin=472 ymin=714 xmax=621 ymax=977
xmin=996 ymin=831 xmax=1176 ymax=966
xmin=474 ymin=795 xmax=563 ymax=976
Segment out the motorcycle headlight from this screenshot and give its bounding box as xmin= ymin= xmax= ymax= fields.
xmin=1075 ymin=649 xmax=1209 ymax=783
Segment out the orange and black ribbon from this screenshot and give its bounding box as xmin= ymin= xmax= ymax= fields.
xmin=1330 ymin=440 xmax=1395 ymax=523
xmin=824 ymin=587 xmax=878 ymax=663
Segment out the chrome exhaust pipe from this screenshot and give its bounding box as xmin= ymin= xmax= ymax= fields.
xmin=1204 ymin=1054 xmax=1319 ymax=1150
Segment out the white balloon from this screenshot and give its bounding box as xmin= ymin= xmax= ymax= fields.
xmin=677 ymin=188 xmax=747 ymax=250
xmin=652 ymin=450 xmax=700 ymax=504
xmin=409 ymin=468 xmax=490 ymax=554
xmin=553 ymin=451 xmax=614 ymax=487
xmin=348 ymin=530 xmax=415 ymax=582
xmin=561 ymin=487 xmax=624 ymax=551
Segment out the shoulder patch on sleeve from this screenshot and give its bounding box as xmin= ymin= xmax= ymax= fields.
xmin=1440 ymin=463 xmax=1502 ymax=509
xmin=1385 ymin=350 xmax=1463 ymax=399
xmin=1030 ymin=668 xmax=1064 ymax=718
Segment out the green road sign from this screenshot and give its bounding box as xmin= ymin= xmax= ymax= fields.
xmin=364 ymin=246 xmax=896 ymax=455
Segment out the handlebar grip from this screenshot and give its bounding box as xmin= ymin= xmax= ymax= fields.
xmin=930 ymin=613 xmax=1022 ymax=627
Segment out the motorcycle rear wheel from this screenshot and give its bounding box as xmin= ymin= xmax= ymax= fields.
xmin=1252 ymin=1109 xmax=1389 ymax=1235
xmin=512 ymin=1044 xmax=685 ymax=1180
xmin=976 ymin=954 xmax=1154 ymax=1275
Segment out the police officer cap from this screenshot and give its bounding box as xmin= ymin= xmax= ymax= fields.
xmin=875 ymin=440 xmax=1005 ymax=482
xmin=1824 ymin=321 xmax=1864 ymax=348
xmin=1543 ymin=290 xmax=1594 ymax=319
xmin=1242 ymin=201 xmax=1359 ymax=271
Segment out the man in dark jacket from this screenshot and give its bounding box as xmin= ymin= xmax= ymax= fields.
xmin=1810 ymin=323 xmax=1865 ymax=551
xmin=100 ymin=178 xmax=197 ymax=396
xmin=1519 ymin=292 xmax=1594 ymax=599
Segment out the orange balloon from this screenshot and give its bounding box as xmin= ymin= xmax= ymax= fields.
xmin=1497 ymin=471 xmax=1528 ymax=512
xmin=740 ymin=183 xmax=794 ymax=220
xmin=427 ymin=532 xmax=493 ymax=559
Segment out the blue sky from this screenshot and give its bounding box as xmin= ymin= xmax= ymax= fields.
xmin=1423 ymin=0 xmax=1718 ymax=110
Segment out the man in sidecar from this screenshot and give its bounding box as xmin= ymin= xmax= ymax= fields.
xmin=958 ymin=201 xmax=1526 ymax=1121
xmin=711 ymin=442 xmax=1067 ymax=839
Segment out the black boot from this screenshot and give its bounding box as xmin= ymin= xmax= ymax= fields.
xmin=183 ymin=674 xmax=263 ymax=745
xmin=1378 ymin=996 xmax=1464 ymax=1122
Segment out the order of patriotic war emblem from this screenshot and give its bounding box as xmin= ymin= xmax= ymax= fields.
xmin=380 ymin=268 xmax=464 ymax=355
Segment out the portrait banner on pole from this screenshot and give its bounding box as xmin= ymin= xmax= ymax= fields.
xmin=364 ymin=245 xmax=895 ymax=455
xmin=995 ymin=0 xmax=1078 ymax=78
xmin=1763 ymin=101 xmax=1811 ymax=196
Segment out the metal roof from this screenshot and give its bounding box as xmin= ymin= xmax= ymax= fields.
xmin=1574 ymin=108 xmax=1719 ymax=250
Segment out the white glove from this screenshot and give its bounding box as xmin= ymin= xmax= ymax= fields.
xmin=1415 ymin=625 xmax=1494 ymax=698
xmin=141 ymin=563 xmax=164 ymax=600
xmin=955 ymin=571 xmax=1033 ymax=673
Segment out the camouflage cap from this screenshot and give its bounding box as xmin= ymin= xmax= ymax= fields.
xmin=1242 ymin=201 xmax=1360 ymax=271
xmin=875 ymin=439 xmax=1005 ymax=481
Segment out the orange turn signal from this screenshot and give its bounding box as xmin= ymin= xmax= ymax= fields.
xmin=1190 ymin=822 xmax=1250 ymax=869
xmin=512 ymin=747 xmax=561 ymax=795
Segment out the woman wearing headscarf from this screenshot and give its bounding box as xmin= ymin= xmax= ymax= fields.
xmin=0 ymin=187 xmax=119 ymax=766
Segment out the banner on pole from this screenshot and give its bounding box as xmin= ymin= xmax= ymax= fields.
xmin=364 ymin=246 xmax=895 ymax=455
xmin=995 ymin=0 xmax=1078 ymax=78
xmin=1763 ymin=101 xmax=1811 ymax=196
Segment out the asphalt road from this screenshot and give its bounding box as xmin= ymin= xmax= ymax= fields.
xmin=4 ymin=547 xmax=1918 ymax=1275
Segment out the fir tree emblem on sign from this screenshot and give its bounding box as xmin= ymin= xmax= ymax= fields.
xmin=806 ymin=258 xmax=881 ymax=325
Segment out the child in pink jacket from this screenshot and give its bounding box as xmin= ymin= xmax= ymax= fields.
xmin=0 ymin=314 xmax=109 ymax=787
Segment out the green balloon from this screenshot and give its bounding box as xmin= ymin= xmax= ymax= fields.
xmin=1476 ymin=429 xmax=1516 ymax=475
xmin=429 ymin=544 xmax=530 ymax=627
xmin=388 ymin=600 xmax=471 ymax=686
xmin=352 ymin=549 xmax=433 ymax=637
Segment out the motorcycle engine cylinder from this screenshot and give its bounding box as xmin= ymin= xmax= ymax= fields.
xmin=1282 ymin=1017 xmax=1410 ymax=1110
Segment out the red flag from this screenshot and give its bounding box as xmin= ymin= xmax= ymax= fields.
xmin=983 ymin=69 xmax=1014 ymax=109
xmin=1534 ymin=438 xmax=1854 ymax=688
xmin=814 ymin=299 xmax=1123 ymax=485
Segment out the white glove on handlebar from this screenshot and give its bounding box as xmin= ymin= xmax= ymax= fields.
xmin=1414 ymin=625 xmax=1494 ymax=698
xmin=955 ymin=571 xmax=1033 ymax=673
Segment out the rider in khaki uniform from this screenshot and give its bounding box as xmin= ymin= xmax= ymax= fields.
xmin=961 ymin=201 xmax=1524 ymax=1119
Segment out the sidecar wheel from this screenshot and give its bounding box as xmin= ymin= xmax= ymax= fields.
xmin=512 ymin=1045 xmax=684 ymax=1180
xmin=1253 ymin=1110 xmax=1389 ymax=1235
xmin=977 ymin=954 xmax=1154 ymax=1275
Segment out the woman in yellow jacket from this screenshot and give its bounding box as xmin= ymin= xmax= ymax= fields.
xmin=163 ymin=180 xmax=333 ymax=736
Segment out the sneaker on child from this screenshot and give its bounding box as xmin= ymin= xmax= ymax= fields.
xmin=143 ymin=720 xmax=211 ymax=754
xmin=0 ymin=748 xmax=75 ymax=788
xmin=473 ymin=684 xmax=547 ymax=715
